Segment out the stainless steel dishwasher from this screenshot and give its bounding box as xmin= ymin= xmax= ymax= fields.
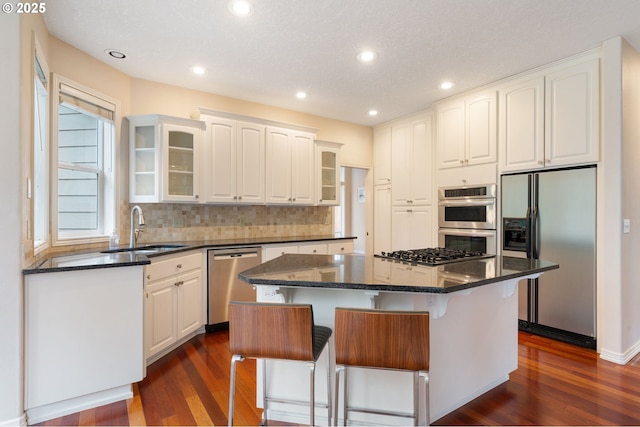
xmin=207 ymin=247 xmax=262 ymax=329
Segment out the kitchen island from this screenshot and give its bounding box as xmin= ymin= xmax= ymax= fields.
xmin=239 ymin=254 xmax=558 ymax=425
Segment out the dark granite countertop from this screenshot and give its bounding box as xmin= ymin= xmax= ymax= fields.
xmin=23 ymin=235 xmax=355 ymax=275
xmin=238 ymin=254 xmax=559 ymax=294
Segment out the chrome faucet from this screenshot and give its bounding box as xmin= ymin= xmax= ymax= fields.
xmin=130 ymin=205 xmax=146 ymax=248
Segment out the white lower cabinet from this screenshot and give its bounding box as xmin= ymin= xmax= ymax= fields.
xmin=391 ymin=206 xmax=434 ymax=251
xmin=262 ymin=240 xmax=355 ymax=262
xmin=25 ymin=267 xmax=144 ymax=422
xmin=144 ymin=251 xmax=203 ymax=363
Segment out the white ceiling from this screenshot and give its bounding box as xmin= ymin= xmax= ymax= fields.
xmin=43 ymin=0 xmax=640 ymax=126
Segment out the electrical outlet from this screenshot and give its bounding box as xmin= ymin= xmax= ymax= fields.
xmin=623 ymin=218 xmax=631 ymax=234
xmin=262 ymin=287 xmax=278 ymax=297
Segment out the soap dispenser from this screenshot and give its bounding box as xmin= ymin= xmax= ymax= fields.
xmin=109 ymin=230 xmax=119 ymax=250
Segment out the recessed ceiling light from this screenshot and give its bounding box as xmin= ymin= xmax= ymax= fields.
xmin=105 ymin=49 xmax=126 ymax=59
xmin=440 ymin=81 xmax=455 ymax=90
xmin=228 ymin=0 xmax=253 ymax=16
xmin=368 ymin=110 xmax=378 ymax=116
xmin=357 ymin=50 xmax=377 ymax=63
xmin=296 ymin=91 xmax=307 ymax=99
xmin=190 ymin=66 xmax=207 ymax=75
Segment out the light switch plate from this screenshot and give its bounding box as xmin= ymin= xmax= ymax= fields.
xmin=623 ymin=218 xmax=631 ymax=234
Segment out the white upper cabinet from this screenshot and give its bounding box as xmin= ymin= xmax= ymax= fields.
xmin=203 ymin=116 xmax=265 ymax=204
xmin=128 ymin=114 xmax=205 ymax=203
xmin=316 ymin=140 xmax=342 ymax=205
xmin=265 ymin=126 xmax=315 ymax=205
xmin=544 ymin=57 xmax=600 ymax=168
xmin=391 ymin=114 xmax=433 ymax=205
xmin=374 ymin=126 xmax=392 ymax=186
xmin=436 ymin=89 xmax=497 ymax=169
xmin=499 ymin=54 xmax=600 ymax=173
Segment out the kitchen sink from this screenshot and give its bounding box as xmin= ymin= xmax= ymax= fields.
xmin=101 ymin=244 xmax=187 ymax=254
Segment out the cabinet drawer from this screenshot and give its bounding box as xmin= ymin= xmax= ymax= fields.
xmin=298 ymin=243 xmax=328 ymax=254
xmin=328 ymin=241 xmax=354 ymax=254
xmin=145 ymin=252 xmax=202 ymax=281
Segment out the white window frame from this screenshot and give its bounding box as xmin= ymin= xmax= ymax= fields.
xmin=51 ymin=74 xmax=119 ymax=246
xmin=33 ymin=35 xmax=49 ymax=254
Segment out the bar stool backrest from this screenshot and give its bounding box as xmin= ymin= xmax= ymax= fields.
xmin=229 ymin=302 xmax=315 ymax=361
xmin=335 ymin=308 xmax=430 ymax=371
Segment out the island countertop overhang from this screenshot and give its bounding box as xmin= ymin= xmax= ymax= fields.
xmin=239 ymin=254 xmax=559 ymax=294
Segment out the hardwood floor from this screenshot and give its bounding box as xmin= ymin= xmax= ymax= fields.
xmin=36 ymin=330 xmax=640 ymax=426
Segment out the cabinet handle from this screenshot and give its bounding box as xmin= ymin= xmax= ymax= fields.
xmin=176 ymin=263 xmax=182 ymax=269
xmin=465 ymin=159 xmax=469 ymax=164
xmin=459 ymin=160 xmax=464 ymax=165
xmin=146 ymin=274 xmax=151 ymax=280
xmin=288 ymin=198 xmax=292 ymax=201
xmin=233 ymin=196 xmax=238 ymax=200
xmin=292 ymin=198 xmax=296 ymax=201
xmin=313 ymin=249 xmax=317 ymax=253
xmin=238 ymin=196 xmax=242 ymax=200
xmin=175 ymin=280 xmax=184 ymax=287
xmin=195 ymin=195 xmax=199 ymax=199
xmin=407 ymin=209 xmax=413 ymax=213
xmin=538 ymin=160 xmax=544 ymax=165
xmin=319 ymin=199 xmax=323 ymax=202
xmin=546 ymin=159 xmax=551 ymax=163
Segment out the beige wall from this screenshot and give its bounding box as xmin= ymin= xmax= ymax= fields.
xmin=130 ymin=78 xmax=373 ymax=168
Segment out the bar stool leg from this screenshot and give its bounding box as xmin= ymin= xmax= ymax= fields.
xmin=413 ymin=372 xmax=419 ymax=426
xmin=228 ymin=355 xmax=244 ymax=427
xmin=334 ymin=365 xmax=344 ymax=426
xmin=262 ymin=359 xmax=268 ymax=426
xmin=326 ymin=341 xmax=332 ymax=427
xmin=342 ymin=367 xmax=348 ymax=426
xmin=420 ymin=371 xmax=430 ymax=427
xmin=308 ymin=362 xmax=316 ymax=426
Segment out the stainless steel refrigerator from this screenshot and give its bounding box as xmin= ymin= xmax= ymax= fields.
xmin=501 ymin=166 xmax=596 ymax=348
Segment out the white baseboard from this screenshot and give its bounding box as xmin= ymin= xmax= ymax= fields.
xmin=26 ymin=384 xmax=132 ymax=425
xmin=0 ymin=413 xmax=27 ymax=427
xmin=600 ymin=339 xmax=640 ymax=365
xmin=145 ymin=328 xmax=204 ymax=366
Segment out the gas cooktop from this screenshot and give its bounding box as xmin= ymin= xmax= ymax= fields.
xmin=375 ymin=248 xmax=494 ymax=266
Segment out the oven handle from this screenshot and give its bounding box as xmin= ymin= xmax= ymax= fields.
xmin=438 ymin=229 xmax=496 ymax=238
xmin=438 ymin=199 xmax=495 ymax=207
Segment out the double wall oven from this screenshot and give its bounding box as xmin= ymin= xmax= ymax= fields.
xmin=438 ymin=183 xmax=497 ymax=254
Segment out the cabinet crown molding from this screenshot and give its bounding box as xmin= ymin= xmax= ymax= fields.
xmin=194 ymin=106 xmax=318 ymax=134
xmin=126 ymin=114 xmax=206 ymax=130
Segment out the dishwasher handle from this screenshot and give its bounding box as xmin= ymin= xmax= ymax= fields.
xmin=210 ymin=247 xmax=261 ymax=260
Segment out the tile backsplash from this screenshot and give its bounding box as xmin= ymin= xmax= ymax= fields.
xmin=121 ymin=202 xmax=333 ymax=243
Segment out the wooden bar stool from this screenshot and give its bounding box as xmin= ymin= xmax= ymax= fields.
xmin=228 ymin=302 xmax=332 ymax=426
xmin=334 ymin=308 xmax=430 ymax=426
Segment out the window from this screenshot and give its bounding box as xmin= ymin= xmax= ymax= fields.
xmin=33 ymin=40 xmax=49 ymax=251
xmin=51 ymin=75 xmax=118 ymax=245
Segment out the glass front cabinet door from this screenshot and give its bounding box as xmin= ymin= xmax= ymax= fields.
xmin=128 ymin=114 xmax=205 ymax=203
xmin=315 ymin=140 xmax=342 ymax=205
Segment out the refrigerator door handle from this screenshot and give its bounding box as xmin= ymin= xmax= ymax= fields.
xmin=525 ymin=207 xmax=533 ymax=258
xmin=532 ymin=206 xmax=539 ymax=259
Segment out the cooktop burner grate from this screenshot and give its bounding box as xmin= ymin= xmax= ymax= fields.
xmin=375 ymin=247 xmax=494 ymax=266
